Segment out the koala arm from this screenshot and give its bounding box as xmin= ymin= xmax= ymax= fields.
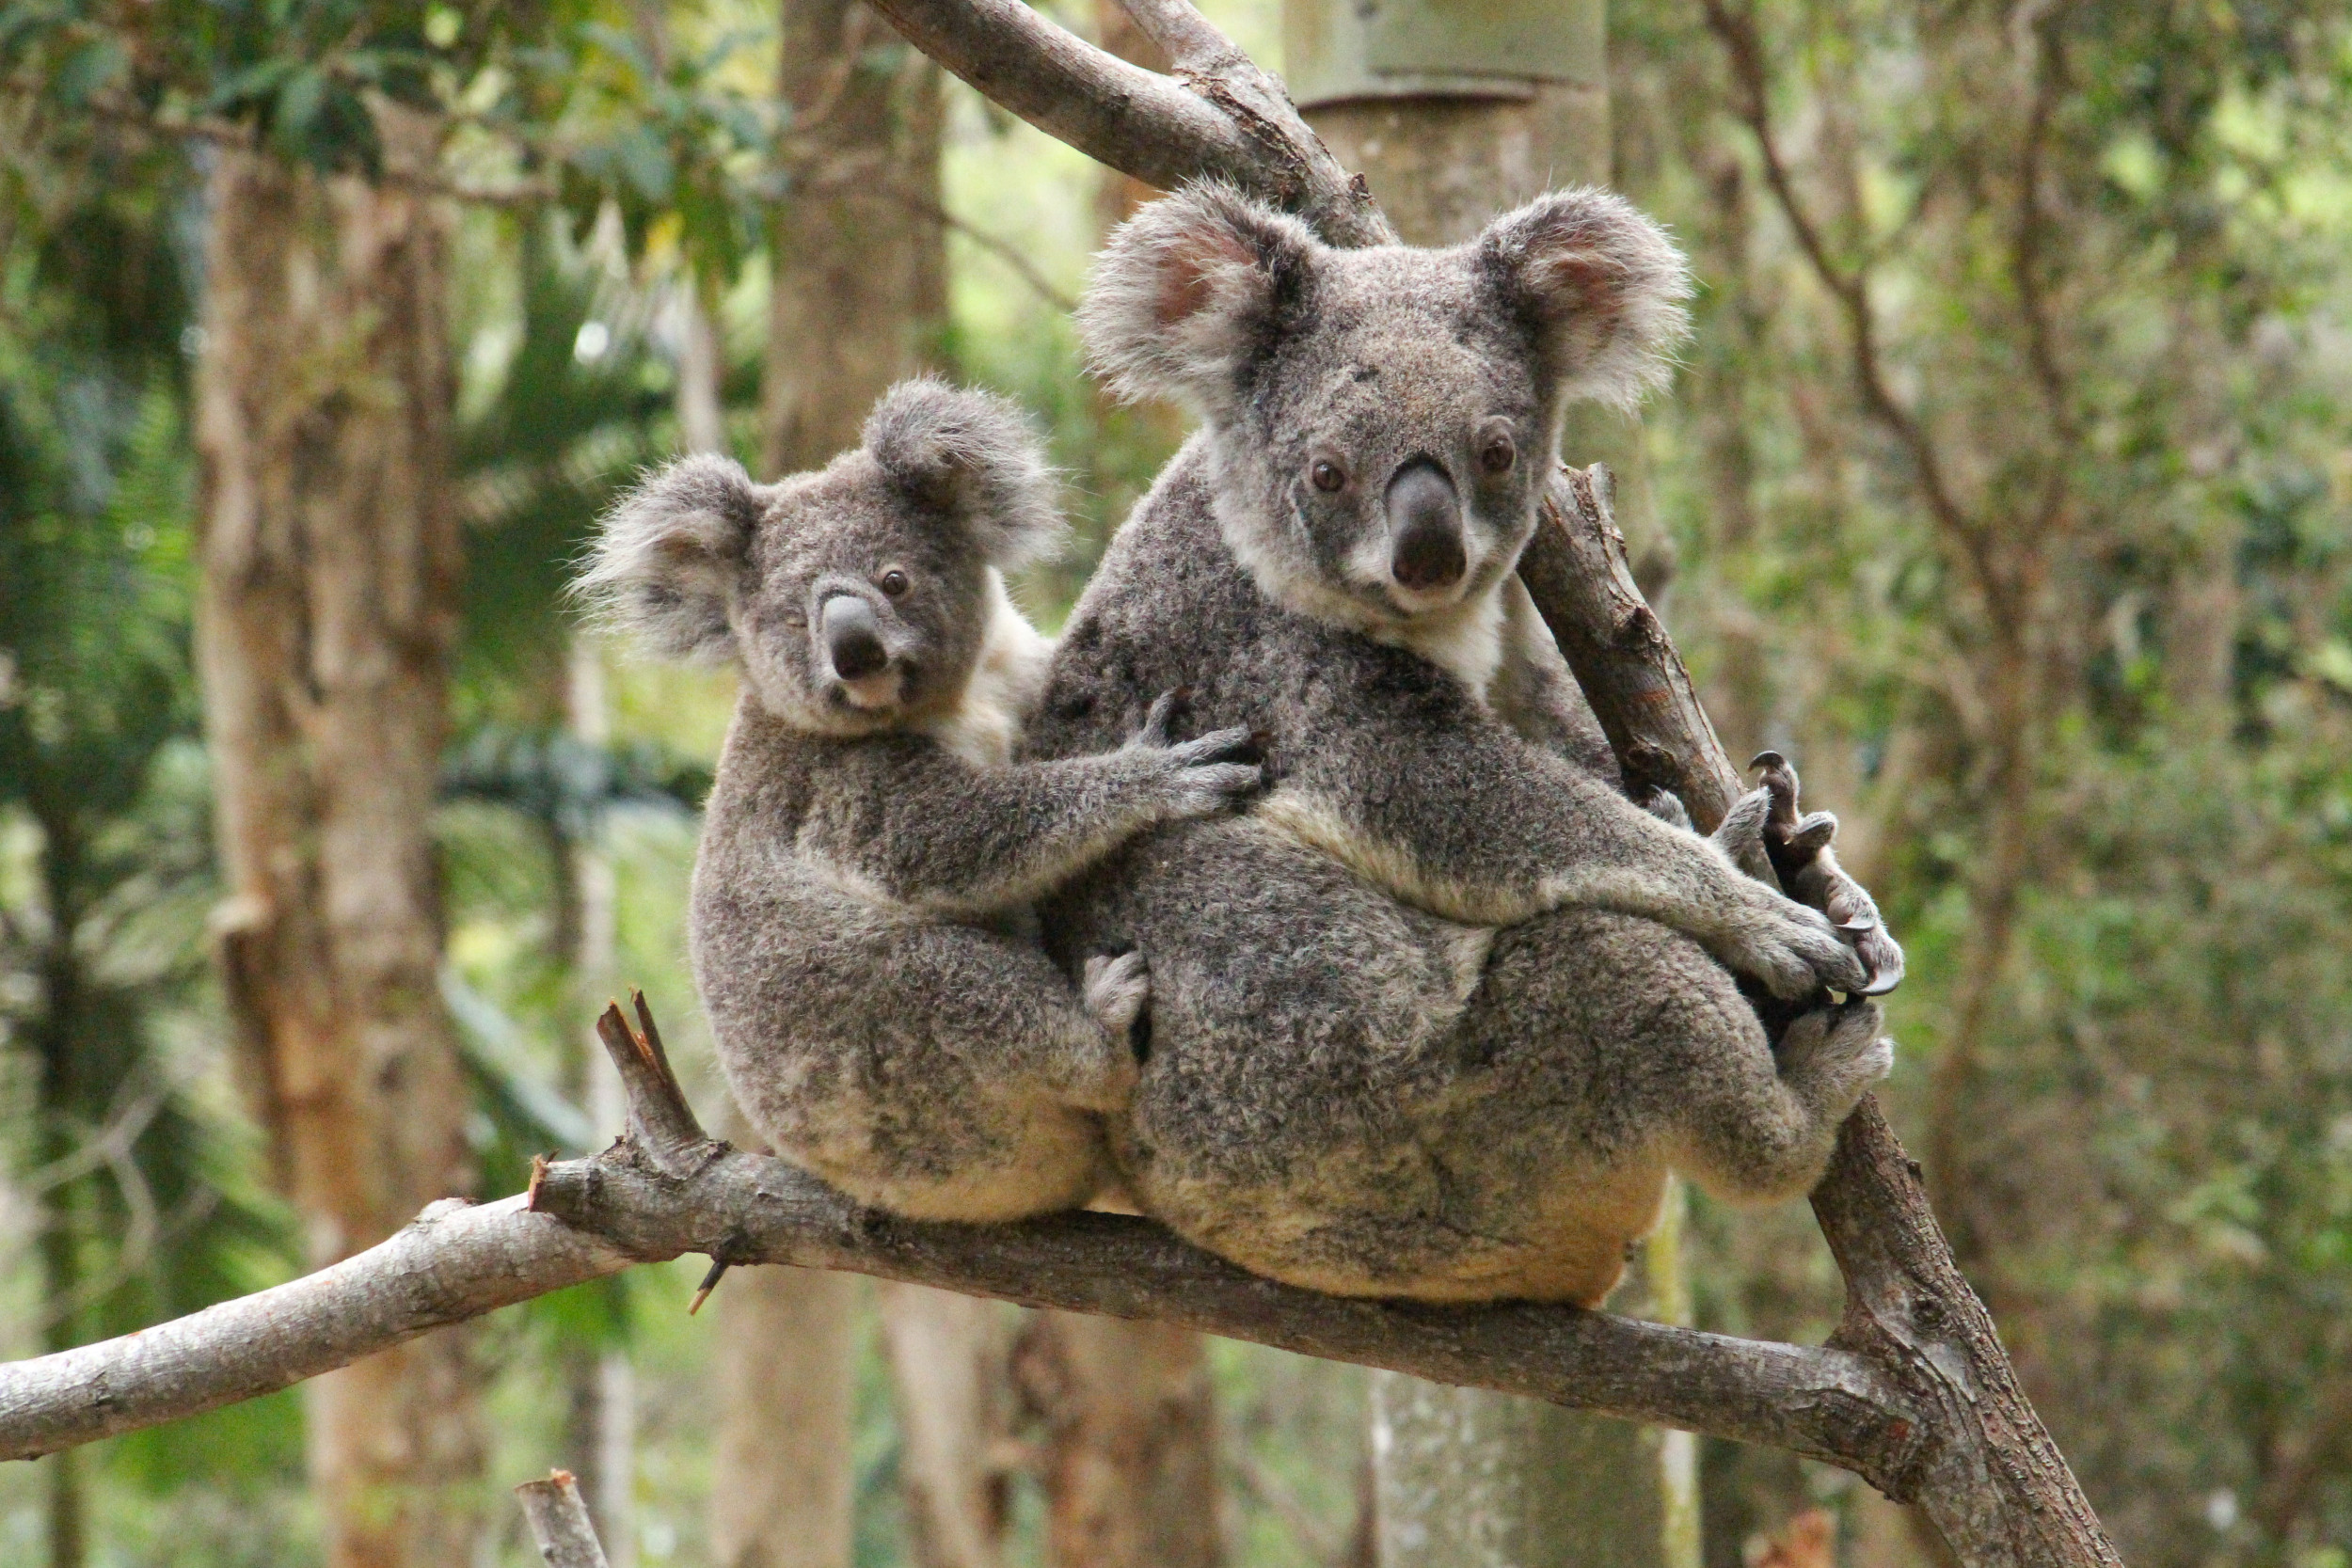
xmin=1258 ymin=657 xmax=1867 ymax=999
xmin=798 ymin=730 xmax=1258 ymax=918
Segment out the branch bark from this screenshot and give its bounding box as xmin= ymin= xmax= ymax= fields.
xmin=517 ymin=1471 xmax=614 ymax=1568
xmin=0 ymin=1001 xmax=1921 ymax=1495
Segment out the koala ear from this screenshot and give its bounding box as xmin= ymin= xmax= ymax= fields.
xmin=1474 ymin=188 xmax=1693 ymax=412
xmin=864 ymin=379 xmax=1067 ymax=570
xmin=577 ymin=453 xmax=762 ymax=662
xmin=1078 ymin=181 xmax=1319 ymax=409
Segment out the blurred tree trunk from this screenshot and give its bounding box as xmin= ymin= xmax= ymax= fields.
xmin=878 ymin=1286 xmax=1015 ymax=1568
xmin=1012 ymin=1315 xmax=1224 ymax=1568
xmin=1292 ymin=1 xmax=1691 ymax=1561
xmin=557 ymin=637 xmax=637 ymax=1568
xmin=193 ymin=108 xmax=483 ymax=1568
xmin=710 ymin=8 xmax=945 ymax=1567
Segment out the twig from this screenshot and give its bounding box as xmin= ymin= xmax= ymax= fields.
xmin=516 ymin=1469 xmax=613 ymax=1568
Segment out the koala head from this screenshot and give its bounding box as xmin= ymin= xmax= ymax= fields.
xmin=580 ymin=379 xmax=1061 ymax=733
xmin=1080 ymin=183 xmax=1689 ymax=630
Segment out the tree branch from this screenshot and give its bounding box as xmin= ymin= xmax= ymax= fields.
xmin=516 ymin=1470 xmax=613 ymax=1568
xmin=861 ymin=0 xmax=1392 ymax=245
xmin=0 ymin=999 xmax=1923 ymax=1496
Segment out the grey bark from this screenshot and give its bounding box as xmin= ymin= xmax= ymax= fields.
xmin=877 ymin=1286 xmax=1014 ymax=1568
xmin=0 ymin=999 xmax=1912 ymax=1481
xmin=1293 ymin=3 xmax=1675 ymax=1559
xmin=517 ymin=1471 xmax=614 ymax=1568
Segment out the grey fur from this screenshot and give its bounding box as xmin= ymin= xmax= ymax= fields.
xmin=1030 ymin=187 xmax=1887 ymax=1304
xmin=590 ymin=381 xmax=1262 ymax=1221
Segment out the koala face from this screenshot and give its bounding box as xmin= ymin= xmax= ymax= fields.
xmin=580 ymin=380 xmax=1061 ymax=734
xmin=1079 ymin=184 xmax=1689 ymax=630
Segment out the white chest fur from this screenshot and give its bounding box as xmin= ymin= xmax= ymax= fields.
xmin=922 ymin=570 xmax=1055 ymax=768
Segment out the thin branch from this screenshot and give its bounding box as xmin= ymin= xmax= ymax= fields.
xmin=1695 ymin=0 xmax=1994 ymax=600
xmin=516 ymin=1470 xmax=613 ymax=1568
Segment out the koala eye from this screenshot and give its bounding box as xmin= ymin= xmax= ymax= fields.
xmin=878 ymin=568 xmax=911 ymax=598
xmin=1309 ymin=458 xmax=1348 ymax=494
xmin=1479 ymin=432 xmax=1517 ymax=475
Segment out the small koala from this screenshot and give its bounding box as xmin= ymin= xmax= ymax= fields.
xmin=581 ymin=379 xmax=1263 ymax=1221
xmin=1025 ymin=185 xmax=1891 ymax=1305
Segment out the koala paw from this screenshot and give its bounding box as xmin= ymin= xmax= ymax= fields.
xmin=1083 ymin=948 xmax=1152 ymax=1040
xmin=1778 ymin=999 xmax=1893 ymax=1113
xmin=1713 ymin=882 xmax=1874 ymax=1001
xmin=1073 ymin=950 xmax=1150 ymax=1111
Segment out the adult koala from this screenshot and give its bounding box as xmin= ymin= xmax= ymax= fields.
xmin=1025 ymin=184 xmax=1891 ymax=1306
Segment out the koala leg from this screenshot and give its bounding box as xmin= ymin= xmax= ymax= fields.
xmin=703 ymin=902 xmax=1134 ymax=1223
xmin=1665 ymin=997 xmax=1891 ymax=1205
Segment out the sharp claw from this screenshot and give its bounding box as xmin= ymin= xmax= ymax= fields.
xmin=1837 ymin=915 xmax=1880 ymax=934
xmin=1861 ymin=966 xmax=1903 ymax=997
xmin=1749 ymin=751 xmax=1787 ymax=771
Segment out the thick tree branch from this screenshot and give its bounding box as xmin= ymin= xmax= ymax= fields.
xmin=860 ymin=0 xmax=1392 ymax=246
xmin=0 ymin=1000 xmax=1922 ymax=1496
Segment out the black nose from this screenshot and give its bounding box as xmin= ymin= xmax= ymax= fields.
xmin=1387 ymin=461 xmax=1466 ymax=593
xmin=821 ymin=595 xmax=890 ymax=681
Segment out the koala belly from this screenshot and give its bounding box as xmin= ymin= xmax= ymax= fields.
xmin=693 ymin=873 xmax=1117 ymax=1222
xmin=1046 ymin=818 xmax=1682 ymax=1307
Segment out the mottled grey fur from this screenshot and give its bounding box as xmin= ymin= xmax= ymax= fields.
xmin=1030 ymin=186 xmax=1890 ymax=1304
xmin=583 ymin=380 xmax=1262 ymax=1220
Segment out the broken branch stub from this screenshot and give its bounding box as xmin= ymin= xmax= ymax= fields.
xmin=516 ymin=1470 xmax=613 ymax=1568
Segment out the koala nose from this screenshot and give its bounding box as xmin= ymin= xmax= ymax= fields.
xmin=1386 ymin=461 xmax=1466 ymax=594
xmin=821 ymin=594 xmax=891 ymax=681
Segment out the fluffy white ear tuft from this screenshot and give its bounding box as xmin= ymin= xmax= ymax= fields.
xmin=1475 ymin=188 xmax=1693 ymax=413
xmin=1077 ymin=181 xmax=1320 ymax=412
xmin=864 ymin=379 xmax=1066 ymax=570
xmin=577 ymin=453 xmax=762 ymax=662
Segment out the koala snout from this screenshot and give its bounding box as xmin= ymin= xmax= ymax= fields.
xmin=1386 ymin=461 xmax=1467 ymax=594
xmin=820 ymin=594 xmax=893 ymax=683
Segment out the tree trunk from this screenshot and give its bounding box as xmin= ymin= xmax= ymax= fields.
xmin=1012 ymin=1315 xmax=1224 ymax=1568
xmin=709 ymin=7 xmax=948 ymax=1564
xmin=561 ymin=637 xmax=636 ymax=1568
xmin=1291 ymin=2 xmax=1689 ymax=1560
xmin=193 ymin=112 xmax=482 ymax=1568
xmin=761 ymin=0 xmax=946 ymax=479
xmin=877 ymin=1286 xmax=1015 ymax=1568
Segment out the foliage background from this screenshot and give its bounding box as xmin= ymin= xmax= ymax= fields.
xmin=7 ymin=0 xmax=2352 ymax=1563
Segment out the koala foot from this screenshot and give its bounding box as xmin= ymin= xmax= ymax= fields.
xmin=1777 ymin=999 xmax=1893 ymax=1115
xmin=1710 ymin=878 xmax=1874 ymax=1001
xmin=1083 ymin=948 xmax=1152 ymax=1050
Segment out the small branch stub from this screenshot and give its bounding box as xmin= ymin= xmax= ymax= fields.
xmin=516 ymin=1469 xmax=612 ymax=1568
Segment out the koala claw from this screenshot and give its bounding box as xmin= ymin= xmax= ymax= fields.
xmin=1136 ymin=688 xmax=1194 ymax=748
